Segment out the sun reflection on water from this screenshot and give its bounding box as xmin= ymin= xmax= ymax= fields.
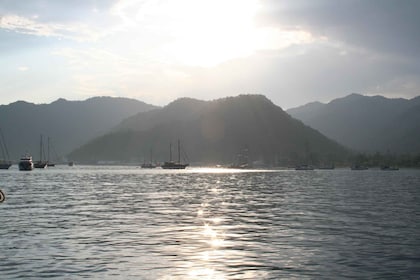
xmin=157 ymin=170 xmax=279 ymax=279
xmin=179 ymin=186 xmax=230 ymax=279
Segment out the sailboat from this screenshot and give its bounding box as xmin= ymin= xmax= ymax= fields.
xmin=295 ymin=141 xmax=314 ymax=170
xmin=161 ymin=140 xmax=189 ymax=169
xmin=141 ymin=148 xmax=156 ymax=169
xmin=229 ymin=147 xmax=251 ymax=169
xmin=46 ymin=137 xmax=55 ymax=167
xmin=34 ymin=135 xmax=48 ymax=168
xmin=0 ymin=128 xmax=12 ymax=169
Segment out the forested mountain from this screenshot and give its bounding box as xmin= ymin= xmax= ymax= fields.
xmin=69 ymin=95 xmax=349 ymax=165
xmin=287 ymin=94 xmax=420 ymax=154
xmin=0 ymin=97 xmax=157 ymax=161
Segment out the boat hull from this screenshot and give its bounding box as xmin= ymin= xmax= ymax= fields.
xmin=381 ymin=166 xmax=399 ymax=171
xmin=295 ymin=165 xmax=314 ymax=170
xmin=351 ymin=165 xmax=368 ymax=170
xmin=19 ymin=161 xmax=34 ymax=171
xmin=141 ymin=163 xmax=156 ymax=169
xmin=0 ymin=162 xmax=12 ymax=169
xmin=161 ymin=162 xmax=189 ymax=169
xmin=34 ymin=161 xmax=48 ymax=168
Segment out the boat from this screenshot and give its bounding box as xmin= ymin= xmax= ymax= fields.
xmin=229 ymin=162 xmax=250 ymax=169
xmin=161 ymin=140 xmax=189 ymax=169
xmin=141 ymin=163 xmax=156 ymax=168
xmin=0 ymin=128 xmax=12 ymax=169
xmin=34 ymin=135 xmax=48 ymax=168
xmin=46 ymin=137 xmax=55 ymax=167
xmin=229 ymin=148 xmax=251 ymax=169
xmin=351 ymin=165 xmax=368 ymax=170
xmin=0 ymin=161 xmax=11 ymax=169
xmin=141 ymin=148 xmax=156 ymax=169
xmin=295 ymin=164 xmax=314 ymax=170
xmin=68 ymin=161 xmax=74 ymax=167
xmin=295 ymin=141 xmax=314 ymax=171
xmin=19 ymin=154 xmax=34 ymax=171
xmin=380 ymin=165 xmax=399 ymax=171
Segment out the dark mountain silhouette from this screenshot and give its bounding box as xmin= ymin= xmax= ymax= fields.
xmin=0 ymin=97 xmax=157 ymax=161
xmin=287 ymin=93 xmax=420 ymax=154
xmin=69 ymin=95 xmax=349 ymax=165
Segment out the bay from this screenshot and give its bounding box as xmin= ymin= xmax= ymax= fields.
xmin=1 ymin=166 xmax=419 ymax=279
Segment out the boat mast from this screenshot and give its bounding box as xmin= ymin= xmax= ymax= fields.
xmin=177 ymin=139 xmax=180 ymax=163
xmin=0 ymin=128 xmax=9 ymax=161
xmin=150 ymin=148 xmax=153 ymax=163
xmin=169 ymin=143 xmax=172 ymax=162
xmin=40 ymin=135 xmax=43 ymax=162
xmin=47 ymin=137 xmax=50 ymax=162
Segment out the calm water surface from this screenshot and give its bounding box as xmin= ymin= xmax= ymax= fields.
xmin=1 ymin=166 xmax=419 ymax=279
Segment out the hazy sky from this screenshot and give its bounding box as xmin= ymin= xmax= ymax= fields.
xmin=1 ymin=0 xmax=419 ymax=108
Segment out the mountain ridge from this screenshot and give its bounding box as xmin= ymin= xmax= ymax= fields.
xmin=287 ymin=94 xmax=420 ymax=154
xmin=69 ymin=94 xmax=349 ymax=165
xmin=0 ymin=97 xmax=158 ymax=161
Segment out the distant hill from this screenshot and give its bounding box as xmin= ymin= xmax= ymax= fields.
xmin=287 ymin=93 xmax=420 ymax=154
xmin=69 ymin=95 xmax=349 ymax=165
xmin=0 ymin=97 xmax=157 ymax=161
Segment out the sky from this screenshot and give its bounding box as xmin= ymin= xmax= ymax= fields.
xmin=1 ymin=0 xmax=419 ymax=109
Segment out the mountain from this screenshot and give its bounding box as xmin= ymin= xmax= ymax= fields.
xmin=69 ymin=95 xmax=349 ymax=165
xmin=287 ymin=94 xmax=420 ymax=154
xmin=0 ymin=97 xmax=157 ymax=161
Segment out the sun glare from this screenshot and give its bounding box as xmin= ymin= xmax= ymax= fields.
xmin=161 ymin=0 xmax=259 ymax=66
xmin=111 ymin=0 xmax=255 ymax=66
xmin=108 ymin=0 xmax=316 ymax=68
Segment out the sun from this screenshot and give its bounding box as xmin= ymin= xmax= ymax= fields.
xmin=112 ymin=0 xmax=261 ymax=67
xmin=110 ymin=0 xmax=314 ymax=68
xmin=161 ymin=0 xmax=260 ymax=67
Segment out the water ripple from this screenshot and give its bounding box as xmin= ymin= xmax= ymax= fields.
xmin=0 ymin=166 xmax=419 ymax=279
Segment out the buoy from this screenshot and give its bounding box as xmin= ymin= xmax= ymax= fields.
xmin=0 ymin=189 xmax=5 ymax=203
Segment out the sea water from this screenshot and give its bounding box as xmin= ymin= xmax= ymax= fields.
xmin=1 ymin=166 xmax=419 ymax=279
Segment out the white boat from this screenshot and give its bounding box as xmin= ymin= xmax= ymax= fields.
xmin=19 ymin=154 xmax=34 ymax=171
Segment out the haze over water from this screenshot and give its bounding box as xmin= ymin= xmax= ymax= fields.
xmin=1 ymin=166 xmax=419 ymax=279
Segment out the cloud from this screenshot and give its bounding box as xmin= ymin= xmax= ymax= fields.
xmin=0 ymin=14 xmax=103 ymax=42
xmin=258 ymin=0 xmax=420 ymax=57
xmin=1 ymin=0 xmax=419 ymax=108
xmin=17 ymin=66 xmax=29 ymax=71
xmin=0 ymin=0 xmax=116 ymax=23
xmin=176 ymin=40 xmax=420 ymax=108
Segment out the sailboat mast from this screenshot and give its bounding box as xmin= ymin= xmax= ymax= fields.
xmin=40 ymin=135 xmax=43 ymax=161
xmin=178 ymin=139 xmax=180 ymax=163
xmin=47 ymin=137 xmax=50 ymax=162
xmin=0 ymin=128 xmax=9 ymax=160
xmin=169 ymin=143 xmax=172 ymax=162
xmin=150 ymin=148 xmax=153 ymax=163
